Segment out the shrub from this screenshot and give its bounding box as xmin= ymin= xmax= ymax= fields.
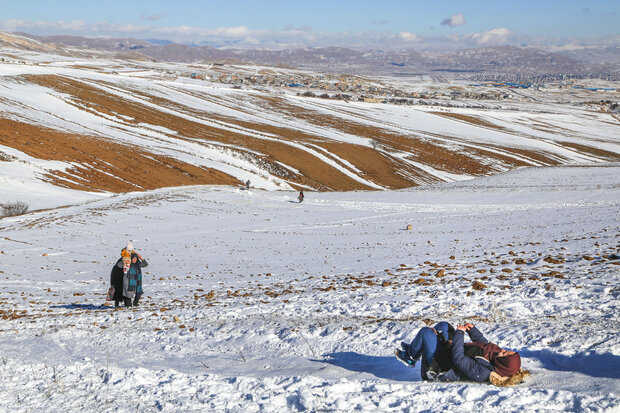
xmin=0 ymin=151 xmax=15 ymax=162
xmin=1 ymin=201 xmax=29 ymax=217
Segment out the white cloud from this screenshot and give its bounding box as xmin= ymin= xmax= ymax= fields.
xmin=0 ymin=19 xmax=615 ymax=51
xmin=464 ymin=27 xmax=515 ymax=44
xmin=441 ymin=13 xmax=466 ymax=28
xmin=398 ymin=31 xmax=422 ymax=43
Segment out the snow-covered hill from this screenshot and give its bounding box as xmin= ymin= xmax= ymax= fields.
xmin=0 ymin=164 xmax=618 ymax=412
xmin=1 ymin=33 xmax=619 ymax=206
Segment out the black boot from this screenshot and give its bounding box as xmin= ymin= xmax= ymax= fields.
xmin=124 ymin=298 xmax=132 ymax=307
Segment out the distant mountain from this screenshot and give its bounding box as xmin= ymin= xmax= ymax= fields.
xmin=11 ymin=32 xmax=615 ymax=76
xmin=427 ymin=46 xmax=595 ymax=75
xmin=554 ymin=45 xmax=620 ymax=69
xmin=16 ymin=32 xmax=151 ymax=51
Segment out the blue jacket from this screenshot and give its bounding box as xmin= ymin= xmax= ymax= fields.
xmin=449 ymin=327 xmax=494 ymax=382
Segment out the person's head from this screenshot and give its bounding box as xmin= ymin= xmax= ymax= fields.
xmin=131 ymin=253 xmax=139 ymax=264
xmin=493 ymin=349 xmax=521 ymax=377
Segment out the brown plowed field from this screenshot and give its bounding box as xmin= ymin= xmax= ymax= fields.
xmin=0 ymin=118 xmax=240 ymax=192
xmin=2 ymin=74 xmax=616 ymax=194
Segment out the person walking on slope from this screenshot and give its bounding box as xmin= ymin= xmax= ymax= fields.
xmin=298 ymin=190 xmax=304 ymax=203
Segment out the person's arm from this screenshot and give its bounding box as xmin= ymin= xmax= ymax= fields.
xmin=465 ymin=324 xmax=488 ymax=344
xmin=136 ymin=254 xmax=148 ymax=267
xmin=451 ymin=326 xmax=492 ymax=382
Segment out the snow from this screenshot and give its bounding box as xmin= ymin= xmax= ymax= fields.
xmin=1 ymin=59 xmax=619 ymax=192
xmin=0 ymin=164 xmax=618 ymax=412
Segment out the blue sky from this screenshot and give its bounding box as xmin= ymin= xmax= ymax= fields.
xmin=1 ymin=0 xmax=618 ymax=48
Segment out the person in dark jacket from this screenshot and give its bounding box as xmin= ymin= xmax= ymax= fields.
xmin=110 ymin=260 xmax=125 ymax=309
xmin=395 ymin=321 xmax=456 ymax=380
xmin=111 ymin=251 xmax=148 ymax=308
xmin=447 ymin=323 xmax=523 ymax=384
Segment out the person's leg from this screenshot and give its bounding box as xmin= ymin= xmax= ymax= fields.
xmin=133 ymin=293 xmax=141 ymax=306
xmin=408 ymin=327 xmax=439 ymax=362
xmin=124 ymin=297 xmax=132 ymax=307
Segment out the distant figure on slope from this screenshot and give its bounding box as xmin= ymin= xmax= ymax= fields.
xmin=245 ymin=180 xmax=251 ymax=190
xmin=395 ymin=321 xmax=456 ymax=380
xmin=110 ymin=242 xmax=148 ymax=308
xmin=298 ymin=190 xmax=304 ymax=203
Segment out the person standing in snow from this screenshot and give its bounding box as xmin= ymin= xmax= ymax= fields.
xmin=110 ymin=242 xmax=148 ymax=308
xmin=117 ymin=252 xmax=148 ymax=307
xmin=395 ymin=321 xmax=455 ymax=380
xmin=298 ymin=190 xmax=304 ymax=203
xmin=109 ymin=254 xmax=126 ymax=309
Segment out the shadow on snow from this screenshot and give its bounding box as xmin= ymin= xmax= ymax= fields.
xmin=314 ymin=352 xmax=419 ymax=382
xmin=51 ymin=303 xmax=110 ymax=310
xmin=521 ymin=349 xmax=620 ymax=379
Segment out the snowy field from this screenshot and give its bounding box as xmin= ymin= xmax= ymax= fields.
xmin=0 ymin=164 xmax=618 ymax=412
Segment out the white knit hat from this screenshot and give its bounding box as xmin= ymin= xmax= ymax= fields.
xmin=126 ymin=241 xmax=133 ymax=251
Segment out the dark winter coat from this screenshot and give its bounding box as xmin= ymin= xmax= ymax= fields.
xmin=115 ymin=256 xmax=148 ymax=299
xmin=110 ymin=261 xmax=124 ymax=302
xmin=449 ymin=326 xmax=495 ymax=382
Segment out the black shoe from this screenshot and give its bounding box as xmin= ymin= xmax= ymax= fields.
xmin=400 ymin=342 xmax=411 ymax=357
xmin=395 ymin=349 xmax=416 ymax=367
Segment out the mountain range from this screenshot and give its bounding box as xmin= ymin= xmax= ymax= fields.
xmin=11 ymin=32 xmax=619 ymax=76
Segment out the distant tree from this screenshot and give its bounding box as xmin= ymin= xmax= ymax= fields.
xmin=1 ymin=201 xmax=29 ymax=217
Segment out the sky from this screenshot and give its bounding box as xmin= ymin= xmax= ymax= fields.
xmin=1 ymin=0 xmax=619 ymax=49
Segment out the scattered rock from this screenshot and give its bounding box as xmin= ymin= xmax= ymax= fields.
xmin=435 ymin=269 xmax=445 ymax=277
xmin=472 ymin=281 xmax=487 ymax=290
xmin=406 ymin=224 xmax=413 ymax=230
xmin=543 ymin=256 xmax=564 ymax=264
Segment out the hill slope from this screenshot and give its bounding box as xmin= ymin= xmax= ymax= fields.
xmin=0 ymin=165 xmax=618 ymax=411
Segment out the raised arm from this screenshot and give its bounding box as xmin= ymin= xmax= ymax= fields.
xmin=451 ymin=327 xmax=492 ymax=382
xmin=466 ymin=325 xmax=488 ymax=344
